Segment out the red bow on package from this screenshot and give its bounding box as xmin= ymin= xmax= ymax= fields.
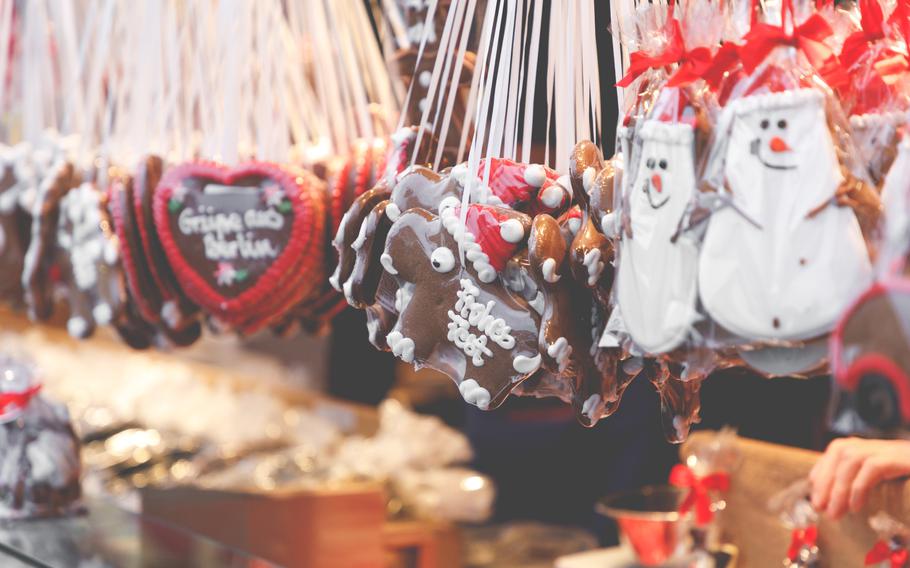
xmin=787 ymin=525 xmax=819 ymax=562
xmin=739 ymin=1 xmax=836 ymax=75
xmin=0 ymin=384 xmax=41 ymax=419
xmin=617 ymin=20 xmax=713 ymax=88
xmin=866 ymin=540 xmax=910 ymax=568
xmin=841 ymin=0 xmax=886 ymax=69
xmin=669 ymin=464 xmax=730 ymax=526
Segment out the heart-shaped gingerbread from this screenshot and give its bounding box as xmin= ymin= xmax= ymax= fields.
xmin=153 ymin=162 xmax=323 ymax=324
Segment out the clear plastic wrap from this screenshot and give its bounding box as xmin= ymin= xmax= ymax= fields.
xmin=768 ymin=479 xmax=820 ymax=568
xmin=0 ymin=354 xmax=82 ymax=520
xmin=696 ymin=1 xmax=879 ymax=376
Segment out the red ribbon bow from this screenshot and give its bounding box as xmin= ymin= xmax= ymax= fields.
xmin=740 ymin=4 xmax=836 ymax=74
xmin=0 ymin=384 xmax=41 ymax=418
xmin=669 ymin=464 xmax=730 ymax=526
xmin=787 ymin=525 xmax=819 ymax=562
xmin=866 ymin=540 xmax=910 ymax=567
xmin=703 ymin=42 xmax=742 ymax=91
xmin=841 ymin=0 xmax=888 ymax=69
xmin=617 ymin=20 xmax=712 ymax=88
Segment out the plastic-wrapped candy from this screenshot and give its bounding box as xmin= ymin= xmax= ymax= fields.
xmin=0 ymin=355 xmax=82 ymax=520
xmin=865 ymin=513 xmax=910 ymax=568
xmin=838 ymin=0 xmax=910 ymax=189
xmin=699 ymin=2 xmax=877 ymax=360
xmin=768 ymin=480 xmax=820 ymax=568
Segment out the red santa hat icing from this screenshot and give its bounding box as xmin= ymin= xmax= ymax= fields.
xmin=439 ymin=198 xmax=529 ymax=283
xmin=450 ymin=158 xmax=570 ymax=214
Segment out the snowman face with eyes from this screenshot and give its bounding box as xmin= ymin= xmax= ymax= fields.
xmin=641 ymin=155 xmax=671 ymax=210
xmin=749 ymin=113 xmax=798 ymax=171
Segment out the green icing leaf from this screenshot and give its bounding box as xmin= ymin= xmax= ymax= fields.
xmin=234 ymin=269 xmax=249 ymax=282
xmin=168 ymin=198 xmax=182 ymax=213
xmin=278 ymin=200 xmax=292 ymax=213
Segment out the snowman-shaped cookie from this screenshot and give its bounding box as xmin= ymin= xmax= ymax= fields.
xmin=699 ymin=86 xmax=873 ymax=341
xmin=617 ymin=119 xmax=700 ymax=354
xmin=381 ymin=202 xmax=541 ymax=410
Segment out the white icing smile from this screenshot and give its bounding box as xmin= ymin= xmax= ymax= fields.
xmin=459 ymin=379 xmax=491 ymax=410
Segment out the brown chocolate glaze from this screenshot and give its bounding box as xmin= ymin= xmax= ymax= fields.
xmin=330 ymin=184 xmax=392 ymax=294
xmin=642 ymin=359 xmax=703 ymax=444
xmin=0 ymin=162 xmax=29 ymax=304
xmin=135 ymin=155 xmax=200 ymax=329
xmin=347 ymin=200 xmax=396 ymax=308
xmin=53 ymin=183 xmax=126 ymax=339
xmin=382 ymin=207 xmax=541 ymax=411
xmin=22 ymin=161 xmax=79 ymax=321
xmin=527 ymin=213 xmax=632 ymax=426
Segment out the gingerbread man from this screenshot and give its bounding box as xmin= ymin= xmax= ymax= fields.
xmin=381 ymin=203 xmax=541 ymax=410
xmin=53 ymin=182 xmax=126 ymax=338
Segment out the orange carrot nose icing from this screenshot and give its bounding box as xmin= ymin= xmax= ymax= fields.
xmin=651 ymin=174 xmax=663 ymax=193
xmin=769 ymin=136 xmax=791 ymax=153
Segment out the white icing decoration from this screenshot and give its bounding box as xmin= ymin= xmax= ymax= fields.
xmin=547 ymin=337 xmax=572 ymax=373
xmin=458 ymin=379 xmax=491 ymax=410
xmin=329 ymin=273 xmax=341 ymax=291
xmin=600 ymin=212 xmax=617 ymax=237
xmin=447 ymin=279 xmax=516 ymax=366
xmin=351 ymin=221 xmax=369 ymax=251
xmin=343 ymin=279 xmax=354 ymax=304
xmin=333 ymin=214 xmax=348 ymax=246
xmin=26 ymin=430 xmax=76 ymax=487
xmin=386 ymin=330 xmax=415 ymax=362
xmin=499 ymin=219 xmax=524 ymax=243
xmin=541 ymin=258 xmax=561 ymax=283
xmin=93 ymin=303 xmax=113 ymax=325
xmin=395 ymin=284 xmax=413 ymax=311
xmin=539 ymin=185 xmax=564 ymax=209
xmin=568 ymin=217 xmax=582 ymax=235
xmin=583 ymin=249 xmax=604 ymax=286
xmin=440 ymin=207 xmax=497 ymax=283
xmin=524 ymin=164 xmax=547 ymax=187
xmin=582 ymin=394 xmax=602 ymax=419
xmin=380 ymin=253 xmax=398 ymax=274
xmin=67 ymin=316 xmax=88 ymax=338
xmin=418 ymin=98 xmax=428 ymax=113
xmin=529 ymin=291 xmax=545 ymax=315
xmin=177 ymin=201 xmax=284 ymax=262
xmin=419 ymin=71 xmax=432 ymax=87
xmin=386 ymin=202 xmax=401 ymax=221
xmin=431 ymin=247 xmax=456 ymax=272
xmin=161 ymin=300 xmax=180 ymax=328
xmin=583 ymin=167 xmax=596 ymax=192
xmin=512 ymin=353 xmax=542 ymax=375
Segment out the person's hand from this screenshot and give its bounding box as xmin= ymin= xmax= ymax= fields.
xmin=809 ymin=437 xmax=910 ymax=519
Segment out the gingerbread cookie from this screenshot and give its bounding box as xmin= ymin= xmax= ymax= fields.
xmin=527 ymin=213 xmax=632 ymax=426
xmin=382 ymin=204 xmax=541 ymax=410
xmin=641 ymin=360 xmax=703 ymax=444
xmin=132 ymin=155 xmax=199 ymax=330
xmin=0 ymin=149 xmax=28 ymax=304
xmin=21 ymin=160 xmax=79 ymax=321
xmin=153 ymin=162 xmax=325 ymax=329
xmin=53 ymin=182 xmax=125 ymax=338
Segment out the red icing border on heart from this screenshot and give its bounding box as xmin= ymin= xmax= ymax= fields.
xmin=110 ymin=177 xmax=164 ymax=324
xmin=153 ymin=161 xmax=322 ymax=322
